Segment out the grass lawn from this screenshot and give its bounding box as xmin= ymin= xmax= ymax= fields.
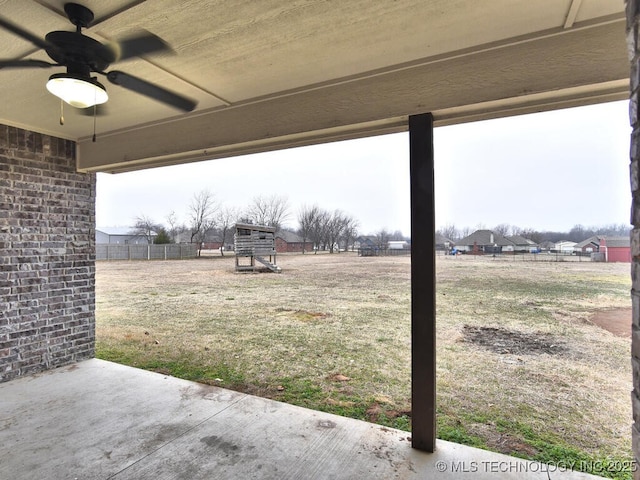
xmin=96 ymin=253 xmax=633 ymax=479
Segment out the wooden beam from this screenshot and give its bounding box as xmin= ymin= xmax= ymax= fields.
xmin=409 ymin=112 xmax=436 ymax=452
xmin=564 ymin=0 xmax=583 ymax=29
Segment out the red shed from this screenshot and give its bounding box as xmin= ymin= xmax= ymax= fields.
xmin=601 ymin=236 xmax=631 ymax=263
xmin=275 ymin=231 xmax=313 ymax=253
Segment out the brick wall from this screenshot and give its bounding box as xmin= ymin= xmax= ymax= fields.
xmin=0 ymin=125 xmax=95 ymax=382
xmin=275 ymin=237 xmax=313 ymax=253
xmin=629 ymin=1 xmax=640 ymax=477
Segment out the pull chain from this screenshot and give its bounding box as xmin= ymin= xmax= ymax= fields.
xmin=92 ymin=87 xmax=98 ymax=142
xmin=92 ymin=103 xmax=97 ymax=142
xmin=59 ymin=100 xmax=64 ymax=125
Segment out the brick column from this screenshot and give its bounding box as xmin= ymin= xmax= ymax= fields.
xmin=0 ymin=125 xmax=96 ymax=382
xmin=629 ymin=1 xmax=640 ymax=477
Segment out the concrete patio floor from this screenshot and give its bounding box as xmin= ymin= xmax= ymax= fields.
xmin=0 ymin=359 xmax=603 ymax=479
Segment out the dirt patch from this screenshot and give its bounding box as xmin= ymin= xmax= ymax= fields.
xmin=461 ymin=325 xmax=566 ymax=356
xmin=590 ymin=308 xmax=631 ymax=338
xmin=365 ymin=403 xmax=411 ymax=423
xmin=292 ymin=310 xmax=330 ymax=321
xmin=328 ymin=373 xmax=351 ymax=382
xmin=275 ymin=308 xmax=330 ymax=322
xmin=366 ymin=403 xmax=384 ymax=422
xmin=468 ymin=424 xmax=538 ymax=457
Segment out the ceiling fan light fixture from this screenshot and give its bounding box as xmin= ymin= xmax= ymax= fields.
xmin=46 ymin=73 xmax=108 ymax=108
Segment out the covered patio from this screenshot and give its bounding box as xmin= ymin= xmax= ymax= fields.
xmin=0 ymin=359 xmax=602 ymax=479
xmin=0 ymin=0 xmax=636 ymax=478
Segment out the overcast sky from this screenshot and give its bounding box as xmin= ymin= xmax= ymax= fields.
xmin=96 ymin=100 xmax=631 ymax=236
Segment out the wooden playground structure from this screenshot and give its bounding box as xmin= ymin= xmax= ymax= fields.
xmin=234 ymin=223 xmax=281 ymax=273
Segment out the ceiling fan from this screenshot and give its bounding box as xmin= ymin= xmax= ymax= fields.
xmin=0 ymin=2 xmax=197 ymax=112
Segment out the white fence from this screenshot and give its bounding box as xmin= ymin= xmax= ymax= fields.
xmin=96 ymin=244 xmax=197 ymax=261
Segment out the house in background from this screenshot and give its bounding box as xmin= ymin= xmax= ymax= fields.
xmin=539 ymin=240 xmax=555 ymax=252
xmin=600 ymin=236 xmax=631 ymax=263
xmin=95 ymin=227 xmax=154 ymax=245
xmin=435 ymin=233 xmax=454 ymax=251
xmin=276 ymin=231 xmax=313 ymax=253
xmin=506 ymin=234 xmax=539 ymax=252
xmin=388 ymin=240 xmax=410 ymax=250
xmin=355 ymin=235 xmax=378 ymax=250
xmin=201 ymin=234 xmax=225 ymax=251
xmin=456 ymin=230 xmax=515 ymax=254
xmin=573 ymin=235 xmax=602 ymax=254
xmin=555 ymin=240 xmax=577 ymax=253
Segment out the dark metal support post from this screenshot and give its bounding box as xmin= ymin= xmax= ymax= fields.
xmin=409 ymin=113 xmax=436 ymax=452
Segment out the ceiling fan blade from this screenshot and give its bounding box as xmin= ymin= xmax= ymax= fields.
xmin=0 ymin=15 xmax=52 ymax=51
xmin=106 ymin=70 xmax=197 ymax=112
xmin=109 ymin=30 xmax=173 ymax=62
xmin=0 ymin=59 xmax=56 ymax=69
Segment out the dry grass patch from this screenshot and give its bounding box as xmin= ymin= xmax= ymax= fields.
xmin=96 ymin=253 xmax=632 ymax=478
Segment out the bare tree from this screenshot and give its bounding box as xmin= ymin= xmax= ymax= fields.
xmin=325 ymin=210 xmax=348 ymax=254
xmin=600 ymin=223 xmax=630 ymax=236
xmin=310 ymin=209 xmax=330 ymax=253
xmin=300 ymin=207 xmax=358 ymax=253
xmin=493 ymin=223 xmax=511 ymax=236
xmin=375 ymin=228 xmax=391 ymax=250
xmin=340 ymin=215 xmax=359 ymax=252
xmin=568 ymin=224 xmax=589 ymax=242
xmin=245 ymin=194 xmax=290 ymax=231
xmin=389 ymin=230 xmax=405 ymax=241
xmin=188 ymin=189 xmax=218 ymax=256
xmin=216 ymin=206 xmax=240 ymax=256
xmin=298 ymin=204 xmax=320 ymax=254
xmin=165 ymin=210 xmax=180 ymax=243
xmin=437 ymin=223 xmax=459 ymax=241
xmin=131 ymin=214 xmax=159 ymax=244
xmin=520 ymin=228 xmax=545 ymax=244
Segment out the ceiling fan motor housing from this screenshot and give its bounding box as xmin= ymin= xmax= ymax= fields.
xmin=45 ymin=31 xmax=113 ymax=73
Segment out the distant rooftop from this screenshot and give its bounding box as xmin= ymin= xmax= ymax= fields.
xmin=603 ymin=236 xmax=630 ymax=248
xmin=457 ymin=230 xmax=514 ymax=247
xmin=96 ymin=227 xmax=135 ymax=236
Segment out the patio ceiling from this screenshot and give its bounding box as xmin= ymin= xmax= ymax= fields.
xmin=0 ymin=0 xmax=628 ymax=173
